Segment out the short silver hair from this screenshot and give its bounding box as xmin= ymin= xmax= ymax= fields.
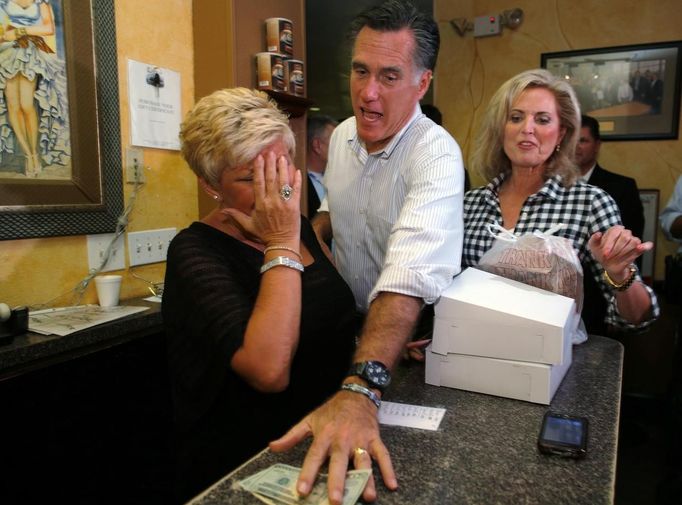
xmin=179 ymin=88 xmax=295 ymax=187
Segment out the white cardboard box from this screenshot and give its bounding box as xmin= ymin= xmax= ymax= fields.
xmin=432 ymin=268 xmax=577 ymax=364
xmin=425 ymin=335 xmax=572 ymax=404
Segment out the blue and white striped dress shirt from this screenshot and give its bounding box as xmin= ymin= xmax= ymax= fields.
xmin=319 ymin=105 xmax=464 ymax=312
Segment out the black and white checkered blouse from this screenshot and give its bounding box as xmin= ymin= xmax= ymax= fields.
xmin=463 ymin=174 xmax=659 ymax=330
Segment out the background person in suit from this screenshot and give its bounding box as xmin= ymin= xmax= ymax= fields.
xmin=575 ymin=114 xmax=645 ymax=335
xmin=648 ymin=72 xmax=664 ymax=114
xmin=657 ymin=174 xmax=682 ymax=504
xmin=576 ymin=115 xmax=644 ymax=238
xmin=630 ymin=70 xmax=649 ymax=103
xmin=306 ymin=115 xmax=337 ymax=218
xmin=660 ymin=175 xmax=682 ymax=249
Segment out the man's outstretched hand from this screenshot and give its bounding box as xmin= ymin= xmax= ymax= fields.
xmin=269 ymin=389 xmax=397 ymax=504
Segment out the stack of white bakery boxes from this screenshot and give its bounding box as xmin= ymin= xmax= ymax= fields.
xmin=425 ymin=267 xmax=578 ymax=404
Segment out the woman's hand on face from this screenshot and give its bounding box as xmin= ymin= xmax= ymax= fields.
xmin=588 ymin=225 xmax=653 ymax=280
xmin=221 ymin=151 xmax=302 ymax=245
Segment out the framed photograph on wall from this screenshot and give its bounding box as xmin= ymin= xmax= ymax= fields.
xmin=541 ymin=41 xmax=682 ymax=141
xmin=0 ymin=0 xmax=122 ymax=240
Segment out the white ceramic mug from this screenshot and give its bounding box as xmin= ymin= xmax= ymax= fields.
xmin=94 ymin=275 xmax=122 ymax=307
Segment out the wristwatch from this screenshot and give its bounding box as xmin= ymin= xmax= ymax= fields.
xmin=347 ymin=360 xmax=391 ymax=392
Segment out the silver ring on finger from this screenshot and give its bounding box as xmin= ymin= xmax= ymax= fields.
xmin=280 ymin=184 xmax=293 ymax=201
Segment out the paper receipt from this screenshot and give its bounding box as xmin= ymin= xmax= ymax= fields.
xmin=378 ymin=401 xmax=446 ymax=431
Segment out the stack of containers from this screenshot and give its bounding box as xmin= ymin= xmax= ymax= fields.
xmin=425 ymin=267 xmax=578 ymax=404
xmin=255 ymin=17 xmax=305 ymax=97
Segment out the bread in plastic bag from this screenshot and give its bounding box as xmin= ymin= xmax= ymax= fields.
xmin=477 ymin=223 xmax=587 ymax=344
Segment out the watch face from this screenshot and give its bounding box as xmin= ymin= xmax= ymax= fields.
xmin=363 ymin=361 xmax=390 ymax=388
xmin=348 ymin=361 xmax=391 ymax=390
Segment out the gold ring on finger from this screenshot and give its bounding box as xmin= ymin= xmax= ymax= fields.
xmin=354 ymin=447 xmax=368 ymax=458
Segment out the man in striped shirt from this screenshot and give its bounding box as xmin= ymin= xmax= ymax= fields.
xmin=270 ymin=1 xmax=465 ymax=503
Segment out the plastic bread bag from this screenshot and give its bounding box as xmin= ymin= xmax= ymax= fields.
xmin=478 ymin=223 xmax=587 ymax=344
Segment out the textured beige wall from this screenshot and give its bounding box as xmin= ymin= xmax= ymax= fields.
xmin=0 ymin=0 xmax=196 ymax=308
xmin=1 ymin=0 xmax=678 ymax=311
xmin=435 ymin=0 xmax=682 ymax=280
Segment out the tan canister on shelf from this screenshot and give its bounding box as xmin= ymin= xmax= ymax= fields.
xmin=265 ymin=17 xmax=293 ymax=57
xmin=255 ymin=52 xmax=286 ymax=92
xmin=285 ymin=59 xmax=305 ymax=96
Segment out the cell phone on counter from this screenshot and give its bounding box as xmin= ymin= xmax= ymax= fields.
xmin=537 ymin=411 xmax=588 ymax=458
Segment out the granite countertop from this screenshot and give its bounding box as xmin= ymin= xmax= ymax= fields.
xmin=0 ymin=299 xmax=163 ymax=381
xmin=190 ymin=336 xmax=623 ymax=505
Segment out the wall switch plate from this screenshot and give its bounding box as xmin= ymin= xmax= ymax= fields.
xmin=128 ymin=228 xmax=177 ymax=266
xmin=126 ymin=146 xmax=145 ymax=184
xmin=87 ymin=233 xmax=126 ymax=272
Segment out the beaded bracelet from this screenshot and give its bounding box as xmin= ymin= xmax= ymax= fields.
xmin=603 ymin=264 xmax=637 ymax=292
xmin=263 ymin=245 xmax=302 ymax=261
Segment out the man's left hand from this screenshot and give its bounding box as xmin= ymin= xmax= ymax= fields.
xmin=269 ymin=390 xmax=397 ymax=504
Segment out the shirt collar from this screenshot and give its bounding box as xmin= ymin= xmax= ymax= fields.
xmin=580 ymin=163 xmax=597 ymax=182
xmin=534 ymin=175 xmax=564 ymax=201
xmin=308 ymin=170 xmax=323 ymax=183
xmin=484 ymin=172 xmax=564 ymax=204
xmin=348 ymin=104 xmax=422 ymax=160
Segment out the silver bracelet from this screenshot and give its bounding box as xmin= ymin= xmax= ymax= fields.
xmin=260 ymin=255 xmax=304 ymax=274
xmin=341 ymin=383 xmax=381 ymax=409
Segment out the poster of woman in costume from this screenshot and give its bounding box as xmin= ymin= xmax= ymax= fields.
xmin=0 ymin=0 xmax=70 ymax=180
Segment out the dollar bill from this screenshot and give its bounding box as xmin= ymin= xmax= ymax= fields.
xmin=239 ymin=468 xmax=279 ymax=504
xmin=240 ymin=463 xmax=371 ymax=505
xmin=251 ymin=492 xmax=279 ymax=505
xmin=239 ymin=468 xmax=268 ymax=492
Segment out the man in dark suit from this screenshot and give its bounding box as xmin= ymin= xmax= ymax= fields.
xmin=576 ymin=114 xmax=645 ymax=335
xmin=576 ymin=115 xmax=644 ymax=238
xmin=630 ymin=70 xmax=649 ymax=103
xmin=305 ymin=115 xmax=337 ymax=218
xmin=648 ymin=72 xmax=664 ymax=114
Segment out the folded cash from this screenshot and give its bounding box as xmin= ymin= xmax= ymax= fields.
xmin=239 ymin=463 xmax=371 ymax=505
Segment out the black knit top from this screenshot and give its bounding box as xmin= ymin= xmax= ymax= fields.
xmin=162 ymin=218 xmax=357 ymax=499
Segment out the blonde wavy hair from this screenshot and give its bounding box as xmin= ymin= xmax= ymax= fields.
xmin=470 ymin=69 xmax=581 ymax=187
xmin=179 ymin=88 xmax=295 ymax=187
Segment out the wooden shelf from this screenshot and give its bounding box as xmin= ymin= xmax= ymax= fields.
xmin=265 ymin=90 xmax=314 ymax=118
xmin=193 ymin=0 xmax=308 ymax=218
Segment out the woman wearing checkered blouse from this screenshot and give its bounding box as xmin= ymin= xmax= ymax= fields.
xmin=463 ymin=69 xmax=658 ymax=333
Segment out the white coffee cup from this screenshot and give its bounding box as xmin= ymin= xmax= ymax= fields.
xmin=94 ymin=275 xmax=122 ymax=308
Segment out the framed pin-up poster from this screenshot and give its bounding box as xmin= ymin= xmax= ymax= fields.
xmin=0 ymin=0 xmax=122 ymax=240
xmin=541 ymin=41 xmax=682 ymax=141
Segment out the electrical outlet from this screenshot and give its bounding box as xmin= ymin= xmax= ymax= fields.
xmin=87 ymin=233 xmax=126 ymax=272
xmin=128 ymin=228 xmax=177 ymax=266
xmin=126 ymin=146 xmax=145 ymax=184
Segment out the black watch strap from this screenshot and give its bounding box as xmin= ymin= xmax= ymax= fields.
xmin=347 ymin=360 xmax=391 ymax=392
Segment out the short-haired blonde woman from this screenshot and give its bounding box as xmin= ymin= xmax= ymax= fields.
xmin=463 ymin=69 xmax=658 ymax=334
xmin=163 ymin=88 xmax=357 ymax=501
